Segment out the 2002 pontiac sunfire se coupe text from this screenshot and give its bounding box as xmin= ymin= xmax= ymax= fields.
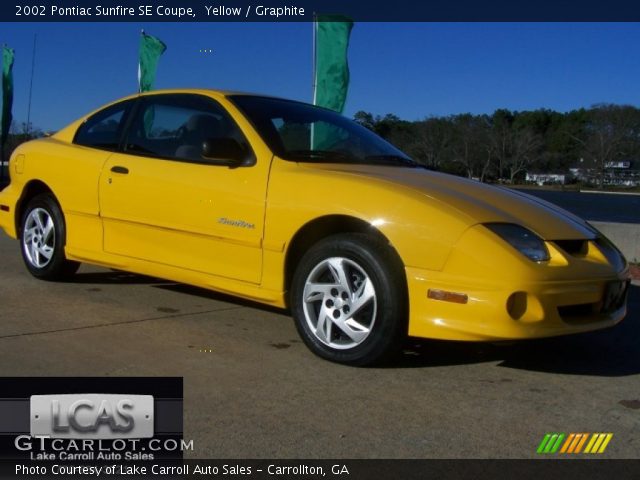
xmin=0 ymin=90 xmax=630 ymax=365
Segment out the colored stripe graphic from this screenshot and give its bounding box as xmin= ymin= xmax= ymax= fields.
xmin=574 ymin=433 xmax=589 ymax=453
xmin=537 ymin=433 xmax=565 ymax=453
xmin=537 ymin=434 xmax=552 ymax=454
xmin=598 ymin=434 xmax=613 ymax=453
xmin=550 ymin=433 xmax=565 ymax=453
xmin=585 ymin=433 xmax=613 ymax=453
xmin=544 ymin=434 xmax=559 ymax=453
xmin=538 ymin=433 xmax=613 ymax=454
xmin=560 ymin=433 xmax=575 ymax=453
xmin=567 ymin=433 xmax=583 ymax=453
xmin=584 ymin=434 xmax=598 ymax=453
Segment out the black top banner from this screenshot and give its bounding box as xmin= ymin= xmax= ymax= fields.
xmin=2 ymin=0 xmax=640 ymax=22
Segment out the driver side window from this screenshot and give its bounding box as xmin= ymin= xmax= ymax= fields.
xmin=124 ymin=95 xmax=251 ymax=164
xmin=270 ymin=117 xmax=353 ymax=153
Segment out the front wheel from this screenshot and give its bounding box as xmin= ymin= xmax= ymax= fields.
xmin=290 ymin=233 xmax=407 ymax=366
xmin=20 ymin=193 xmax=80 ymax=280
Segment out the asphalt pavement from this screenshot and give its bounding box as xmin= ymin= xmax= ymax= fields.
xmin=0 ymin=231 xmax=639 ymax=458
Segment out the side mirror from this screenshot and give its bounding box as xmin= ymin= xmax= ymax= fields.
xmin=201 ymin=138 xmax=247 ymax=166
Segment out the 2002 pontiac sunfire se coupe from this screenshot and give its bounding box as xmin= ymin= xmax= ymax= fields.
xmin=0 ymin=90 xmax=630 ymax=365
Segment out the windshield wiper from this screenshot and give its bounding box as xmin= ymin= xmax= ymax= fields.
xmin=364 ymin=155 xmax=425 ymax=168
xmin=286 ymin=150 xmax=355 ymax=162
xmin=285 ymin=151 xmax=426 ymax=169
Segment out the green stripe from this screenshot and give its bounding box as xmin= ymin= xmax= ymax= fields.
xmin=550 ymin=433 xmax=565 ymax=453
xmin=544 ymin=434 xmax=559 ymax=453
xmin=537 ymin=434 xmax=552 ymax=454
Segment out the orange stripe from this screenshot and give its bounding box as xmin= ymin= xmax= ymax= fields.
xmin=567 ymin=434 xmax=581 ymax=453
xmin=574 ymin=433 xmax=589 ymax=453
xmin=560 ymin=434 xmax=576 ymax=453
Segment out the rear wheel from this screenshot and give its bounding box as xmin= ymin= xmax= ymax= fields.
xmin=291 ymin=233 xmax=407 ymax=366
xmin=20 ymin=193 xmax=79 ymax=280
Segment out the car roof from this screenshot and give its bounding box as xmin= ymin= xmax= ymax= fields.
xmin=51 ymin=88 xmax=299 ymax=142
xmin=132 ymin=88 xmax=288 ymax=101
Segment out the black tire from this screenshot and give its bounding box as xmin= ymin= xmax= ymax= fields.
xmin=290 ymin=233 xmax=408 ymax=366
xmin=19 ymin=193 xmax=80 ymax=280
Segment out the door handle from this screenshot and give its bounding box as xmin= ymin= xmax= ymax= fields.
xmin=110 ymin=166 xmax=129 ymax=174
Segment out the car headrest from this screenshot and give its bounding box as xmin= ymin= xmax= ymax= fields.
xmin=184 ymin=114 xmax=224 ymax=139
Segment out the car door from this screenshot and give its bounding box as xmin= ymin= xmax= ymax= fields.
xmin=98 ymin=94 xmax=269 ymax=284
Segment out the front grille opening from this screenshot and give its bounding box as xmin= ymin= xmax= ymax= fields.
xmin=554 ymin=240 xmax=588 ymax=256
xmin=558 ymin=303 xmax=598 ymax=324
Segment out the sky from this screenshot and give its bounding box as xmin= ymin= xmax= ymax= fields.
xmin=1 ymin=22 xmax=640 ymax=131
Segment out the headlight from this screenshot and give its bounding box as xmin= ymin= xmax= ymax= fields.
xmin=485 ymin=223 xmax=550 ymax=262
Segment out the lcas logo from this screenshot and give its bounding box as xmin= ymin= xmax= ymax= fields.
xmin=30 ymin=394 xmax=154 ymax=439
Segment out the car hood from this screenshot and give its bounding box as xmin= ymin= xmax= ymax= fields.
xmin=304 ymin=163 xmax=597 ymax=240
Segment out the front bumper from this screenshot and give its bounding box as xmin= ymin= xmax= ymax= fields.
xmin=406 ymin=267 xmax=628 ymax=341
xmin=405 ymin=223 xmax=629 ymax=341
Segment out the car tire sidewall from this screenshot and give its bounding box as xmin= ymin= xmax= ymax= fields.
xmin=291 ymin=233 xmax=407 ymax=366
xmin=20 ymin=194 xmax=76 ymax=280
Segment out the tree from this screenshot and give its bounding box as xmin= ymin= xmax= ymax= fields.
xmin=489 ymin=109 xmax=514 ymax=181
xmin=351 ymin=104 xmax=640 ymax=187
xmin=353 ymin=111 xmax=375 ymax=131
xmin=409 ymin=117 xmax=453 ymax=170
xmin=450 ymin=114 xmax=495 ymax=182
xmin=546 ymin=108 xmax=586 ymax=168
xmin=507 ymin=127 xmax=543 ymax=183
xmin=5 ymin=121 xmax=43 ymax=158
xmin=371 ymin=113 xmax=404 ymax=138
xmin=571 ymin=104 xmax=640 ymax=188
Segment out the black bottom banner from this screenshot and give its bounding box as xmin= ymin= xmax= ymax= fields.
xmin=3 ymin=459 xmax=640 ymax=480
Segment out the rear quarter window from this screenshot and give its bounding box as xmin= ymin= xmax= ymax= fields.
xmin=74 ymin=100 xmax=133 ymax=151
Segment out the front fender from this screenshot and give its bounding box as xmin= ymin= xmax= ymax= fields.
xmin=264 ymin=159 xmax=472 ymax=272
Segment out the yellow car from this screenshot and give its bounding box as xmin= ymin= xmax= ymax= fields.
xmin=0 ymin=89 xmax=630 ymax=365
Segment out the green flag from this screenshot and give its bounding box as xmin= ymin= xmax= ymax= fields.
xmin=1 ymin=46 xmax=15 ymax=151
xmin=138 ymin=32 xmax=166 ymax=93
xmin=313 ymin=15 xmax=353 ymax=113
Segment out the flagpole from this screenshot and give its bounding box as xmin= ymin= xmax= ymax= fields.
xmin=26 ymin=33 xmax=37 ymax=136
xmin=0 ymin=44 xmax=7 ymax=183
xmin=138 ymin=29 xmax=144 ymax=93
xmin=311 ymin=13 xmax=317 ymax=105
xmin=310 ymin=13 xmax=317 ymax=150
xmin=0 ymin=48 xmax=3 ymax=184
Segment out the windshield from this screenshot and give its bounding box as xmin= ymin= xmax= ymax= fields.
xmin=229 ymin=95 xmax=418 ymax=167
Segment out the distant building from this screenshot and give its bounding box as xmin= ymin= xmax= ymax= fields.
xmin=570 ymin=159 xmax=640 ymax=187
xmin=605 ymin=160 xmax=631 ymax=169
xmin=526 ymin=172 xmax=567 ymax=186
xmin=526 ymin=159 xmax=640 ymax=188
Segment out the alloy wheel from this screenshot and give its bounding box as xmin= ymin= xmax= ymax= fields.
xmin=23 ymin=208 xmax=55 ymax=269
xmin=302 ymin=256 xmax=377 ymax=350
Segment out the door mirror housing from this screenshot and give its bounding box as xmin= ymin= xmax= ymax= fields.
xmin=201 ymin=138 xmax=248 ymax=167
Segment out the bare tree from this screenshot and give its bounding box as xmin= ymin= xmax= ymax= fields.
xmin=489 ymin=109 xmax=514 ymax=182
xmin=571 ymin=104 xmax=640 ymax=188
xmin=507 ymin=128 xmax=543 ymax=183
xmin=410 ymin=117 xmax=452 ymax=170
xmin=450 ymin=114 xmax=495 ymax=182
